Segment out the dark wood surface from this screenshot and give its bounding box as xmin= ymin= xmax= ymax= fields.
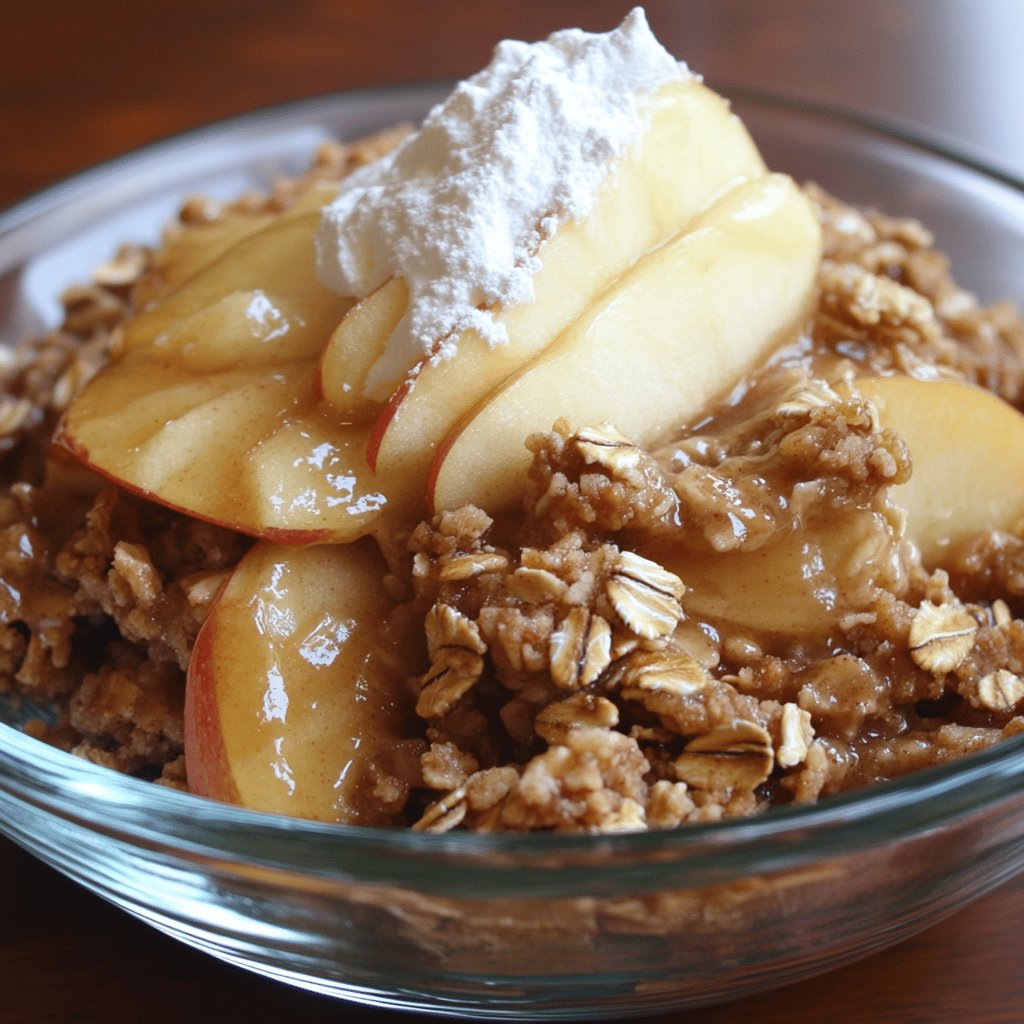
xmin=2 ymin=2 xmax=1022 ymax=1021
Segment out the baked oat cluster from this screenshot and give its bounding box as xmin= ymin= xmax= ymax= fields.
xmin=2 ymin=133 xmax=1024 ymax=832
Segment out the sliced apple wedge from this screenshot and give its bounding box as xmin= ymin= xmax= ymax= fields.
xmin=148 ymin=213 xmax=275 ymax=297
xmin=429 ymin=173 xmax=821 ymax=513
xmin=855 ymin=375 xmax=1024 ymax=566
xmin=316 ymin=277 xmax=408 ymax=420
xmin=244 ymin=412 xmax=385 ymax=539
xmin=58 ymin=353 xmax=384 ymax=543
xmin=358 ymin=78 xmax=767 ymax=505
xmin=649 ymin=508 xmax=902 ymax=642
xmin=184 ymin=539 xmax=420 ymax=824
xmin=149 ymin=184 xmax=338 ymax=295
xmin=59 ymin=207 xmax=385 ymax=542
xmin=121 ymin=210 xmax=352 ymax=356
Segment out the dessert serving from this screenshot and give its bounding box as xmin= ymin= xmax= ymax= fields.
xmin=2 ymin=10 xmax=1024 ymax=835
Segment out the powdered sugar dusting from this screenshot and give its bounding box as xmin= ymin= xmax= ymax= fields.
xmin=316 ymin=8 xmax=690 ymax=397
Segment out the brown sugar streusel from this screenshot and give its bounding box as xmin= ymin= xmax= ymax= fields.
xmin=2 ymin=139 xmax=1023 ymax=830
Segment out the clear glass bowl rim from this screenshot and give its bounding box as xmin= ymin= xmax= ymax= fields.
xmin=2 ymin=82 xmax=1024 ymax=897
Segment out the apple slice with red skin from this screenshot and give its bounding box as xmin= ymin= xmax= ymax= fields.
xmin=58 ymin=210 xmax=387 ymax=543
xmin=57 ymin=353 xmax=384 ymax=544
xmin=855 ymin=375 xmax=1024 ymax=567
xmin=427 ymin=173 xmax=821 ymax=514
xmin=184 ymin=538 xmax=421 ymax=824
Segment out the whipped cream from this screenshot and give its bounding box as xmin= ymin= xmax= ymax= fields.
xmin=316 ymin=8 xmax=691 ymax=398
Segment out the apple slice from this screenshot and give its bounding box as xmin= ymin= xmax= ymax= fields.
xmin=359 ymin=78 xmax=767 ymax=506
xmin=854 ymin=375 xmax=1024 ymax=566
xmin=148 ymin=213 xmax=275 ymax=296
xmin=429 ymin=173 xmax=821 ymax=514
xmin=648 ymin=508 xmax=901 ymax=642
xmin=149 ymin=184 xmax=338 ymax=295
xmin=244 ymin=412 xmax=385 ymax=539
xmin=184 ymin=539 xmax=420 ymax=824
xmin=316 ymin=277 xmax=409 ymax=420
xmin=146 ymin=288 xmax=338 ymax=373
xmin=59 ymin=208 xmax=386 ymax=542
xmin=121 ymin=210 xmax=352 ymax=356
xmin=58 ymin=354 xmax=384 ymax=543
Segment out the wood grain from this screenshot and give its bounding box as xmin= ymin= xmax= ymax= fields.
xmin=1 ymin=2 xmax=1022 ymax=1021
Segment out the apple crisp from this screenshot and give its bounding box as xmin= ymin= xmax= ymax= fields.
xmin=2 ymin=133 xmax=1024 ymax=830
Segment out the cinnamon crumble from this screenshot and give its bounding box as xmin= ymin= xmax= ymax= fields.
xmin=2 ymin=135 xmax=1023 ymax=830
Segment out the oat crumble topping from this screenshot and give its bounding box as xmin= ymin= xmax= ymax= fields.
xmin=2 ymin=133 xmax=1024 ymax=830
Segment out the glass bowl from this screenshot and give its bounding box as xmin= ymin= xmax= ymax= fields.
xmin=2 ymin=84 xmax=1024 ymax=1020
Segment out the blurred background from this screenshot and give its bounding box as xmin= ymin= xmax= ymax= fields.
xmin=3 ymin=0 xmax=1022 ymax=210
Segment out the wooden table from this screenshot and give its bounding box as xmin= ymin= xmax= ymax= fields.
xmin=2 ymin=2 xmax=1022 ymax=1021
